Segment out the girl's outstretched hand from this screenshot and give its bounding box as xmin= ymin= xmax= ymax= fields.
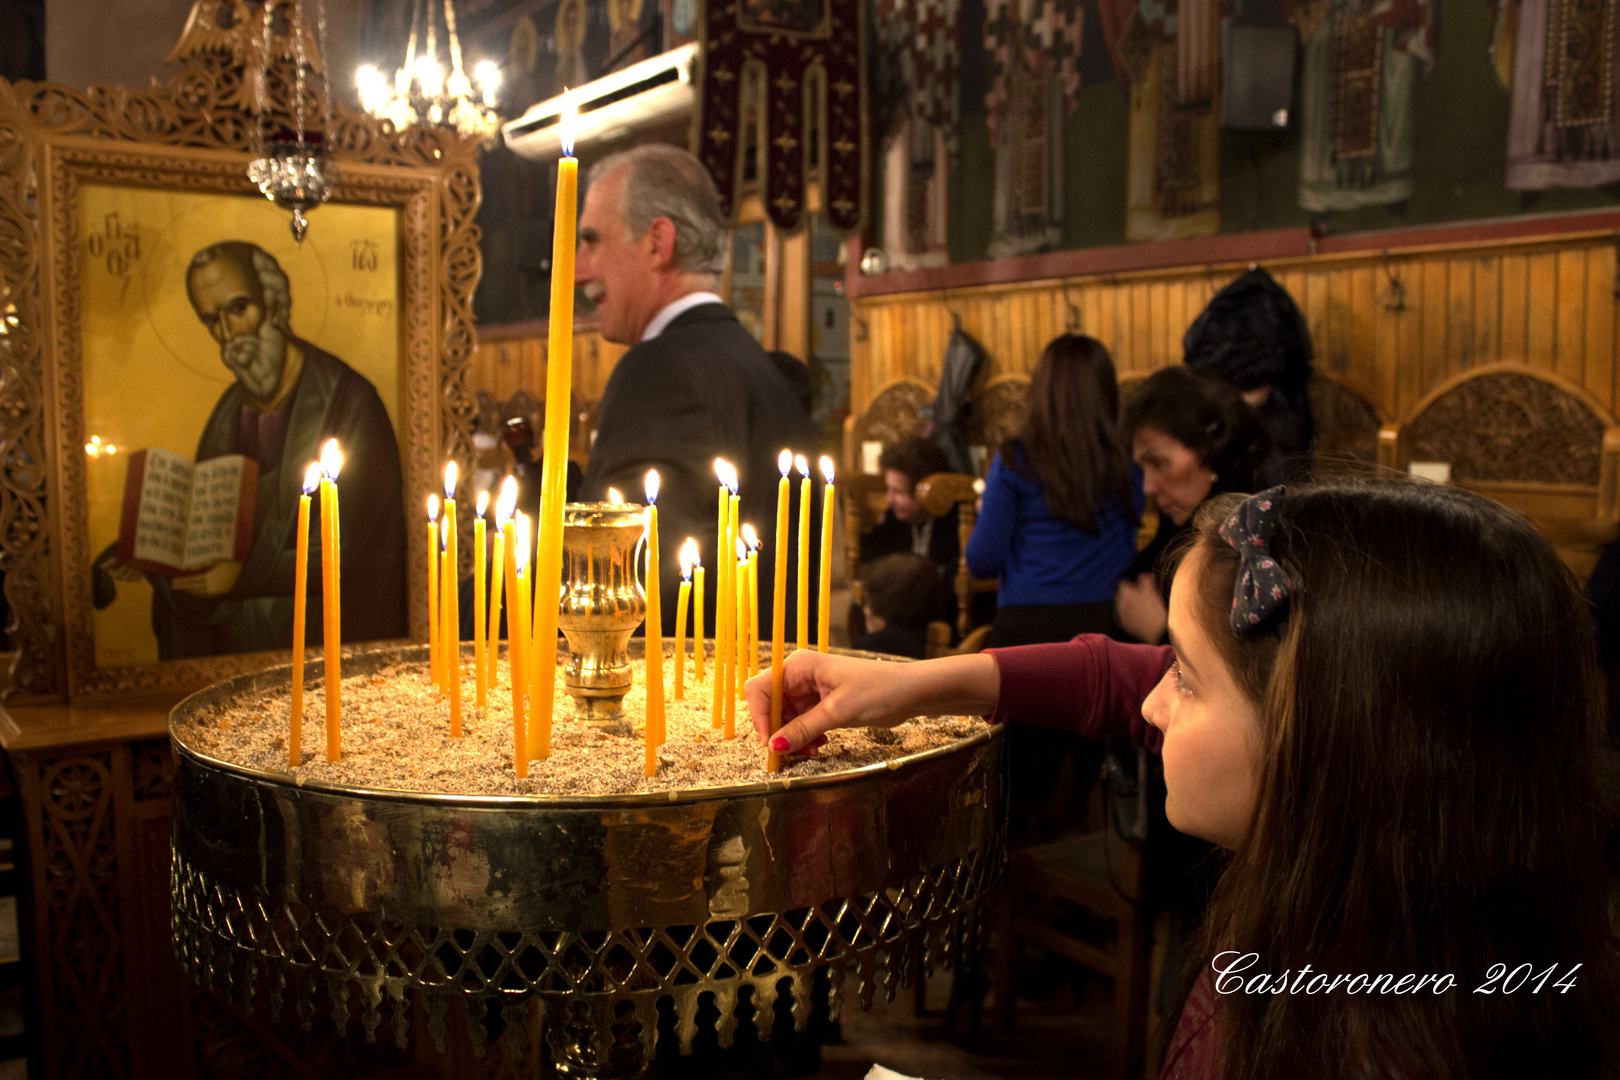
xmin=744 ymin=649 xmax=1001 ymax=754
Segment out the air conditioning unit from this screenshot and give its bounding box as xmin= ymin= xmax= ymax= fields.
xmin=503 ymin=43 xmax=700 ymax=161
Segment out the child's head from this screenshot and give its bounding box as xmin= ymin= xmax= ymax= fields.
xmin=1147 ymin=480 xmax=1615 ymax=1077
xmin=858 ymin=553 xmax=941 ymax=632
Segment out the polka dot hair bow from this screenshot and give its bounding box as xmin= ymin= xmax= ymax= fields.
xmin=1217 ymin=486 xmax=1293 ymax=635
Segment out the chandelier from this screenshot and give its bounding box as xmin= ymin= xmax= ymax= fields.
xmin=246 ymin=0 xmax=340 ymax=244
xmin=356 ymin=0 xmax=501 ymax=145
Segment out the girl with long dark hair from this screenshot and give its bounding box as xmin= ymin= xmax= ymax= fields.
xmin=749 ymin=480 xmax=1619 ymax=1079
xmin=966 ymin=334 xmax=1140 ymax=647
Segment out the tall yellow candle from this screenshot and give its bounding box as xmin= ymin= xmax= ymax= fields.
xmin=729 ymin=535 xmax=747 ymax=740
xmin=795 ymin=454 xmax=810 ymax=651
xmin=320 ymin=439 xmax=344 ymax=761
xmin=818 ymin=456 xmax=835 ymax=652
xmin=445 ymin=463 xmax=462 ymax=737
xmin=512 ymin=512 xmax=531 ymax=775
xmin=711 ymin=462 xmax=734 ymax=728
xmin=675 ymin=539 xmax=695 ymax=700
xmin=427 ymin=494 xmax=441 ymax=690
xmin=289 ymin=462 xmax=319 ymax=769
xmin=692 ymin=562 xmax=706 ymax=682
xmin=474 ymin=489 xmax=489 ymax=707
xmin=490 ymin=476 xmax=517 ymax=686
xmin=530 ymin=97 xmax=579 ymax=761
xmin=643 ymin=470 xmax=664 ymax=777
xmin=741 ymin=523 xmax=760 ymax=682
xmin=768 ymin=450 xmax=792 ymax=772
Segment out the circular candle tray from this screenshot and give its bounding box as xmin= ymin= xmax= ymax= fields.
xmin=169 ymin=645 xmax=1006 ymax=1076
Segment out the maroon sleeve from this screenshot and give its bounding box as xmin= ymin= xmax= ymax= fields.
xmin=986 ymin=634 xmax=1172 ymax=752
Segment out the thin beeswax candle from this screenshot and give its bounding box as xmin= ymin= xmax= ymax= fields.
xmin=491 ymin=476 xmax=517 ymax=686
xmin=643 ymin=470 xmax=664 ymax=777
xmin=529 ymin=97 xmax=579 ymax=762
xmin=818 ymin=456 xmax=835 ymax=652
xmin=675 ymin=540 xmax=695 ymax=700
xmin=289 ymin=462 xmax=319 ymax=769
xmin=320 ymin=439 xmax=343 ymax=760
xmin=445 ymin=463 xmax=461 ymax=736
xmin=768 ymin=450 xmax=791 ymax=772
xmin=692 ymin=561 xmax=706 ymax=682
xmin=427 ymin=494 xmax=440 ymax=690
xmin=474 ymin=489 xmax=488 ymax=707
xmin=795 ymin=455 xmax=810 ymax=651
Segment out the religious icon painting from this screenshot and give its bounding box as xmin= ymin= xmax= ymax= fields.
xmin=2 ymin=56 xmax=475 ymax=699
xmin=77 ymin=185 xmax=409 ymax=671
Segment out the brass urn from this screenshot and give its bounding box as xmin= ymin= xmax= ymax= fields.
xmin=556 ymin=501 xmax=646 ymax=730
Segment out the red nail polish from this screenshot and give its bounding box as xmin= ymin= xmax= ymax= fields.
xmin=770 ymin=736 xmax=789 ymax=752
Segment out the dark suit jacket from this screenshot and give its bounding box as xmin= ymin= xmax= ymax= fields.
xmin=581 ymin=303 xmax=817 ymax=637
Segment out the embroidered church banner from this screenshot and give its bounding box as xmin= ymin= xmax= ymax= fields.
xmin=1503 ymin=0 xmax=1620 ymax=190
xmin=698 ymin=0 xmax=866 ymax=233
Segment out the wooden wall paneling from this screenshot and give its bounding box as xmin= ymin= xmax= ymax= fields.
xmin=1500 ymin=252 xmax=1530 ymax=366
xmin=1556 ymin=247 xmax=1588 ymax=387
xmin=1419 ymin=259 xmax=1448 ymax=391
xmin=779 ymin=225 xmax=812 ymax=362
xmin=1166 ymin=277 xmax=1187 ymax=364
xmin=1526 ymin=251 xmax=1559 ymax=373
xmin=1473 ymin=254 xmax=1501 ymax=367
xmin=1348 ymin=266 xmax=1379 ymax=383
xmin=1444 ymin=255 xmax=1474 ymax=377
xmin=1591 ymin=246 xmax=1619 ymax=407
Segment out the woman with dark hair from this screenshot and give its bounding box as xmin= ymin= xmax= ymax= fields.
xmin=1182 ymin=266 xmax=1314 ymax=485
xmin=966 ymin=334 xmax=1141 ymax=647
xmin=751 ymin=479 xmax=1620 ymax=1079
xmin=1117 ymin=366 xmax=1270 ymax=644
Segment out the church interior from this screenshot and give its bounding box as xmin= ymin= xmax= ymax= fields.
xmin=0 ymin=0 xmax=1618 ymax=1077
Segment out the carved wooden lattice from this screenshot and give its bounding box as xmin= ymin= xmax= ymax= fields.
xmin=849 ymin=379 xmax=933 ymax=461
xmin=1308 ymin=376 xmax=1383 ymax=477
xmin=0 ymin=19 xmax=482 ymax=697
xmin=967 ymin=376 xmax=1030 ymax=458
xmin=1407 ymin=371 xmax=1606 ymax=486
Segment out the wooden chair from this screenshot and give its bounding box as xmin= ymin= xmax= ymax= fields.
xmin=1376 ymin=364 xmax=1620 ymax=580
xmin=841 ymin=379 xmax=937 ymax=639
xmin=915 ymin=472 xmax=996 ymax=640
xmin=965 ymin=374 xmax=1031 ymax=476
xmin=996 ymin=803 xmax=1151 ymax=1080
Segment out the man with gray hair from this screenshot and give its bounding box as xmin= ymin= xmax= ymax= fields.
xmin=576 ymin=143 xmax=815 ymax=637
xmin=94 ymin=240 xmax=408 ymax=658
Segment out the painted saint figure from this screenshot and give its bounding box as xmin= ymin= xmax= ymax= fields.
xmin=93 ymin=240 xmax=408 ymax=659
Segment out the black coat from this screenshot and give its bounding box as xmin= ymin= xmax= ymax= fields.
xmin=581 ymin=303 xmax=817 ymax=637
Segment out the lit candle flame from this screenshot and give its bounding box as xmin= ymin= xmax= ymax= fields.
xmin=320 ymin=439 xmax=343 ymax=480
xmin=476 ymin=489 xmax=489 ymax=517
xmin=497 ymin=475 xmax=518 ymax=524
xmin=820 ymin=455 xmax=835 ymax=484
xmin=444 ymin=461 xmax=459 ymax=499
xmin=559 ymin=90 xmax=577 ymax=157
xmin=440 ymin=515 xmax=449 ymax=544
xmin=427 ymin=493 xmax=439 ymax=522
xmin=741 ymin=523 xmax=758 ymax=550
xmin=687 ymin=539 xmax=702 ymax=568
xmin=736 ymin=537 xmax=748 ymax=561
xmin=795 ymin=454 xmax=809 ymax=477
xmin=607 ymin=487 xmax=624 ymax=504
xmin=515 ymin=513 xmax=532 ymax=568
xmin=645 ymin=469 xmax=660 ymax=504
xmin=714 ymin=458 xmax=738 ymax=492
xmin=303 ymin=462 xmax=322 ymax=495
xmin=777 ymin=449 xmax=792 ymax=476
xmin=680 ymin=538 xmax=697 ymax=579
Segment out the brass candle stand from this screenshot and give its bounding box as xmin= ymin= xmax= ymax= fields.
xmin=556 ymin=502 xmax=646 ymax=733
xmin=168 ymin=645 xmax=1006 ymax=1078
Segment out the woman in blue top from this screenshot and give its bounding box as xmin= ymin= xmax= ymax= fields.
xmin=967 ymin=334 xmax=1143 ymax=854
xmin=967 ymin=334 xmax=1142 ymax=649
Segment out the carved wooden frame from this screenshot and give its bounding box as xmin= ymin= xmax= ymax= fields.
xmin=0 ymin=58 xmax=483 ymax=700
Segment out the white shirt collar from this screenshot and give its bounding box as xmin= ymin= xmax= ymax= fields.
xmin=640 ymin=291 xmax=726 ymax=342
